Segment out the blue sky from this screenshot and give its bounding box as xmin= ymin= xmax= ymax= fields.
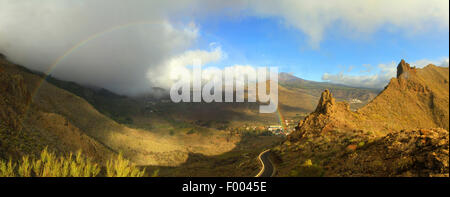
xmin=1 ymin=0 xmax=449 ymax=94
xmin=195 ymin=15 xmax=449 ymax=84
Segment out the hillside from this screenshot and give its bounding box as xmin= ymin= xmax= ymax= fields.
xmin=45 ymin=76 xmax=139 ymax=125
xmin=37 ymin=66 xmax=379 ymax=137
xmin=358 ymin=60 xmax=449 ymax=132
xmin=279 ymin=72 xmax=379 ymax=110
xmin=275 ymin=60 xmax=449 ymax=177
xmin=128 ymin=73 xmax=379 ymax=131
xmin=1 ymin=56 xmax=114 ymax=162
xmin=0 ymin=55 xmax=241 ymax=166
xmin=4 ymin=53 xmax=445 ymax=177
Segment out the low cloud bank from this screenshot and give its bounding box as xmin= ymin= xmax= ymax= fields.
xmin=322 ymin=57 xmax=449 ymax=89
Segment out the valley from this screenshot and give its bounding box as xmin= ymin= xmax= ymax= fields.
xmin=1 ymin=53 xmax=448 ymax=177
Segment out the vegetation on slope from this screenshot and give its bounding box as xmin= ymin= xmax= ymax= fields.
xmin=42 ymin=67 xmax=379 ymax=131
xmin=45 ymin=76 xmax=137 ymax=125
xmin=0 ymin=148 xmax=147 ymax=177
xmin=276 ymin=128 xmax=448 ymax=177
xmin=1 ymin=55 xmax=243 ymax=167
xmin=1 ymin=57 xmax=115 ymax=162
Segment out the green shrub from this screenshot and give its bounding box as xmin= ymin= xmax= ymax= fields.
xmin=151 ymin=168 xmax=160 ymax=177
xmin=22 ymin=148 xmax=100 ymax=177
xmin=106 ymin=152 xmax=145 ymax=177
xmin=289 ymin=159 xmax=325 ymax=177
xmin=0 ymin=148 xmax=147 ymax=177
xmin=186 ymin=129 xmax=195 ymax=135
xmin=358 ymin=141 xmax=365 ymax=148
xmin=0 ymin=159 xmax=16 ymax=177
xmin=17 ymin=155 xmax=31 ymax=177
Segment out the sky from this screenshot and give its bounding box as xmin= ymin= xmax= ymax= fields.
xmin=0 ymin=0 xmax=448 ymax=95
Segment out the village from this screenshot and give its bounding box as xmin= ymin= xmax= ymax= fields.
xmin=144 ymin=98 xmax=297 ymax=137
xmin=235 ymin=119 xmax=296 ymax=137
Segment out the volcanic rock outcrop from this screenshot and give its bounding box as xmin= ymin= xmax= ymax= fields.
xmin=289 ymin=89 xmax=352 ymax=141
xmin=314 ymin=89 xmax=335 ymax=114
xmin=396 ymin=59 xmax=415 ymax=78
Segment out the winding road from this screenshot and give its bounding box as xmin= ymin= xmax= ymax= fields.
xmin=255 ymin=149 xmax=275 ymax=177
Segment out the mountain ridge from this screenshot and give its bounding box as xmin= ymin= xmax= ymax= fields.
xmin=1 ymin=55 xmax=240 ymax=166
xmin=275 ymin=60 xmax=449 ymax=177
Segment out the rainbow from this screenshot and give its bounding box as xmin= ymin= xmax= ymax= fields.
xmin=31 ymin=20 xmax=162 ymax=100
xmin=29 ymin=20 xmax=287 ymax=126
xmin=276 ymin=108 xmax=286 ymax=130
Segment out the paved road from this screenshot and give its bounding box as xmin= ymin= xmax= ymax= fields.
xmin=255 ymin=149 xmax=275 ymax=177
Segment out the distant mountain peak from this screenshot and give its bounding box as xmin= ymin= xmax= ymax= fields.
xmin=278 ymin=72 xmax=306 ymax=82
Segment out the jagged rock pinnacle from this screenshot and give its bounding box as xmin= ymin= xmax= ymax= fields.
xmin=315 ymin=89 xmax=335 ymax=114
xmin=397 ymin=59 xmax=412 ymax=78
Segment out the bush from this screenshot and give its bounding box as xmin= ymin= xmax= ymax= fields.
xmin=186 ymin=129 xmax=195 ymax=135
xmin=106 ymin=152 xmax=145 ymax=177
xmin=0 ymin=148 xmax=100 ymax=177
xmin=289 ymin=159 xmax=325 ymax=177
xmin=241 ymin=129 xmax=274 ymax=137
xmin=0 ymin=160 xmax=16 ymax=177
xmin=358 ymin=141 xmax=365 ymax=148
xmin=0 ymin=148 xmax=147 ymax=177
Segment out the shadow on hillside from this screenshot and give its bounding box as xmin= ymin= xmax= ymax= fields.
xmin=142 ymin=135 xmax=284 ymax=177
xmin=279 ymin=103 xmax=311 ymax=113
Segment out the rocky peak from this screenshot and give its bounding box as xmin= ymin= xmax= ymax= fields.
xmin=397 ymin=59 xmax=413 ymax=78
xmin=314 ymin=89 xmax=335 ymax=114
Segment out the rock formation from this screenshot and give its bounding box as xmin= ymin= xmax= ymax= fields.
xmin=314 ymin=89 xmax=335 ymax=114
xmin=289 ymin=89 xmax=352 ymax=141
xmin=396 ymin=59 xmax=414 ymax=78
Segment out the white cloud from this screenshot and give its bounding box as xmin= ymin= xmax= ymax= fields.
xmin=0 ymin=0 xmax=207 ymax=95
xmin=322 ymin=70 xmax=394 ymax=89
xmin=412 ymin=57 xmax=449 ymax=68
xmin=147 ymin=46 xmax=225 ymax=89
xmin=413 ymin=57 xmax=450 ymax=68
xmin=246 ymin=0 xmax=449 ymax=48
xmin=0 ymin=0 xmax=448 ymax=94
xmin=439 ymin=58 xmax=449 ymax=67
xmin=322 ymin=57 xmax=449 ymax=88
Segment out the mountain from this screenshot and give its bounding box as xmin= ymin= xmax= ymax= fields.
xmin=278 ymin=72 xmax=380 ymax=110
xmin=279 ymin=72 xmax=309 ymax=83
xmin=0 ymin=54 xmax=240 ymax=166
xmin=358 ymin=60 xmax=449 ymax=132
xmin=1 ymin=56 xmax=114 ymax=161
xmin=2 ymin=52 xmax=447 ymax=177
xmin=125 ymin=72 xmax=380 ymax=131
xmin=45 ymin=75 xmax=139 ymax=125
xmin=38 ymin=67 xmax=379 ymax=133
xmin=274 ymin=60 xmax=449 ymax=177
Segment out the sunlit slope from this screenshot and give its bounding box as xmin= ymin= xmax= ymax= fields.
xmin=288 ymin=60 xmax=449 ymax=140
xmin=358 ymin=61 xmax=449 ymax=132
xmin=1 ymin=56 xmax=239 ymax=166
xmin=141 ymin=77 xmax=377 ymax=130
xmin=1 ymin=57 xmax=114 ymax=162
xmin=276 ymin=60 xmax=449 ymax=176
